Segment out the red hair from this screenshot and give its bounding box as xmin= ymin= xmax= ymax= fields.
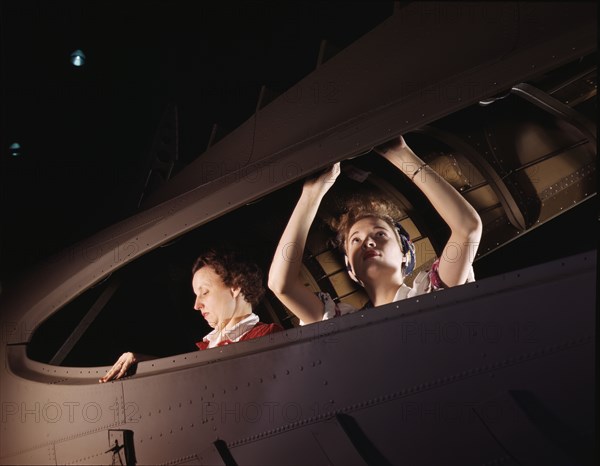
xmin=330 ymin=196 xmax=404 ymax=253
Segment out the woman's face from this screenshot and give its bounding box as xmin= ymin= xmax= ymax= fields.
xmin=346 ymin=217 xmax=404 ymax=284
xmin=192 ymin=266 xmax=240 ymax=330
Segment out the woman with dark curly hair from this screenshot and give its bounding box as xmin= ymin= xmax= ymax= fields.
xmin=100 ymin=248 xmax=282 ymax=382
xmin=190 ymin=249 xmax=282 ymax=350
xmin=269 ymin=135 xmax=482 ymax=325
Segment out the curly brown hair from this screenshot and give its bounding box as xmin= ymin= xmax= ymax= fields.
xmin=330 ymin=196 xmax=404 ymax=253
xmin=191 ymin=248 xmax=265 ymax=307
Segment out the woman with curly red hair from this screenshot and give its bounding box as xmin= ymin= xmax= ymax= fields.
xmin=100 ymin=248 xmax=282 ymax=382
xmin=269 ymin=135 xmax=482 ymax=325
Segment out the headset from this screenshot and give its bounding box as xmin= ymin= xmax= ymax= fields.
xmin=344 ymin=222 xmax=416 ymax=284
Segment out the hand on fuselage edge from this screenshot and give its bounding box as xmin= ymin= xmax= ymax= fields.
xmin=98 ymin=352 xmax=137 ymax=383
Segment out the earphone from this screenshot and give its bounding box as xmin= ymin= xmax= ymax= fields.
xmin=394 ymin=222 xmax=416 ymax=276
xmin=344 ymin=254 xmax=364 ymax=285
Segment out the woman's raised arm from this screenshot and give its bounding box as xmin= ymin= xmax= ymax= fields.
xmin=375 ymin=136 xmax=482 ymax=287
xmin=268 ymin=164 xmax=340 ymax=324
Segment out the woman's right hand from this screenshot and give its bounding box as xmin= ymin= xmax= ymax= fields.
xmin=302 ymin=162 xmax=341 ymax=199
xmin=98 ymin=352 xmax=137 ymax=383
xmin=268 ymin=163 xmax=340 ymax=325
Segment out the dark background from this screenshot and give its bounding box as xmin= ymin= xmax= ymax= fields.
xmin=1 ymin=1 xmax=596 ymax=365
xmin=0 ymin=1 xmax=396 ymax=285
xmin=1 ymin=1 xmax=596 ymax=288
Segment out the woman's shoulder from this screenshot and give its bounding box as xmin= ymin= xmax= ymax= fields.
xmin=409 ymin=257 xmax=476 ymax=297
xmin=197 ymin=320 xmax=283 ymax=349
xmin=316 ymin=292 xmax=359 ymax=319
xmin=241 ymin=321 xmax=284 ymax=339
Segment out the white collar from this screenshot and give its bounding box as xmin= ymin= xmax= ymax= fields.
xmin=393 ymin=283 xmax=412 ymax=301
xmin=203 ymin=313 xmax=259 ymax=348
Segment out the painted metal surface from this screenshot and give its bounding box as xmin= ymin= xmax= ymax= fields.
xmin=1 ymin=252 xmax=595 ymax=464
xmin=0 ymin=2 xmax=596 ymax=464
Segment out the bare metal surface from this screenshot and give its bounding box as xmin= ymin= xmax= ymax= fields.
xmin=511 ymin=83 xmax=597 ymax=148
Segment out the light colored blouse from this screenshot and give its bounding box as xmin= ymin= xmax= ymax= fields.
xmin=301 ymin=258 xmax=475 ymax=325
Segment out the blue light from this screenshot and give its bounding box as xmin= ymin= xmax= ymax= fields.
xmin=70 ymin=49 xmax=86 ymax=67
xmin=9 ymin=142 xmax=21 ymax=157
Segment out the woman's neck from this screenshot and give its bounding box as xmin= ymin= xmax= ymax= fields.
xmin=364 ymin=275 xmax=405 ymax=307
xmin=223 ymin=303 xmax=253 ymax=331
